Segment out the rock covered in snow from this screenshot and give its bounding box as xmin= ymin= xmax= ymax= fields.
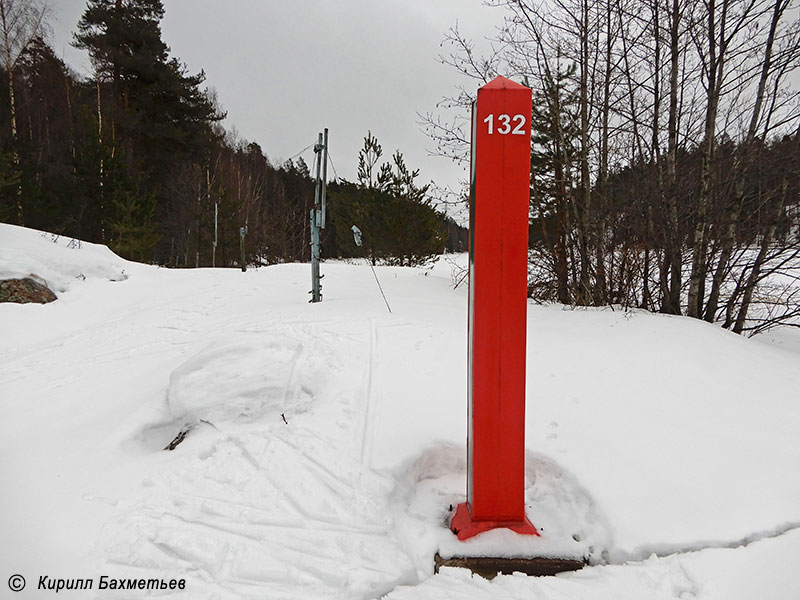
xmin=0 ymin=276 xmax=57 ymax=304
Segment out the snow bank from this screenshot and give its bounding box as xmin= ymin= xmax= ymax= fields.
xmin=2 ymin=224 xmax=800 ymax=599
xmin=0 ymin=223 xmax=132 ymax=294
xmin=385 ymin=528 xmax=800 ymax=600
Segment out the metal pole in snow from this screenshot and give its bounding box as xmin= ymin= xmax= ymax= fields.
xmin=239 ymin=225 xmax=247 ymax=272
xmin=310 ymin=131 xmax=327 ymax=303
xmin=213 ymin=201 xmax=218 ymax=267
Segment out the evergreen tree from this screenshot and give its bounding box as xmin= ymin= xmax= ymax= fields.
xmin=0 ymin=149 xmax=18 ymax=221
xmin=330 ymin=132 xmax=444 ymax=266
xmin=14 ymin=37 xmax=78 ymax=233
xmin=528 ymin=64 xmax=579 ymax=304
xmin=73 ymin=0 xmax=222 ymax=260
xmin=74 ymin=0 xmax=221 ymax=163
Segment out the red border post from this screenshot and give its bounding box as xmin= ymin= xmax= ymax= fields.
xmin=451 ymin=76 xmax=538 ymax=541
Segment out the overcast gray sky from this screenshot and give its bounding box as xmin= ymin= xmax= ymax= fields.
xmin=49 ymin=1 xmax=503 ymax=200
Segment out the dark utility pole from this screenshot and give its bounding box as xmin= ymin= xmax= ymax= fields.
xmin=239 ymin=225 xmax=247 ymax=272
xmin=310 ymin=128 xmax=328 ymax=302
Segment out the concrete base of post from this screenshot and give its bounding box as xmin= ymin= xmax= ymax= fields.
xmin=443 ymin=503 xmax=586 ymax=578
xmin=434 ymin=552 xmax=586 ymax=579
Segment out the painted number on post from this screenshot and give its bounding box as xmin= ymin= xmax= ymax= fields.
xmin=483 ymin=113 xmax=527 ymax=135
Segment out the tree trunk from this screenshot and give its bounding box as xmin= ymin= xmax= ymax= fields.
xmin=97 ymin=79 xmax=105 ymax=241
xmin=577 ymin=0 xmax=592 ymax=305
xmin=1 ymin=1 xmax=22 ymax=224
xmin=662 ymin=0 xmax=682 ymax=314
xmin=595 ymin=0 xmax=613 ymax=306
xmin=688 ymin=0 xmax=728 ymax=319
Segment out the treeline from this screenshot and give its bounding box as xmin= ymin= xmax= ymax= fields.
xmin=428 ymin=0 xmax=800 ymax=333
xmin=0 ymin=0 xmax=458 ymax=268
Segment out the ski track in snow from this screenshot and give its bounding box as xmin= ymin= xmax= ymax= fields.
xmin=89 ymin=313 xmax=800 ymax=599
xmin=619 ymin=520 xmax=800 ymax=562
xmin=360 ymin=319 xmax=379 ymax=471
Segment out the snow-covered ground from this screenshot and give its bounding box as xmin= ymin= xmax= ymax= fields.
xmin=1 ymin=222 xmax=799 ymax=599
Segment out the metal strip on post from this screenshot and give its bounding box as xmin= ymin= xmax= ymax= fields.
xmin=321 ymin=128 xmax=328 ymax=229
xmin=467 ymin=99 xmax=478 ymax=510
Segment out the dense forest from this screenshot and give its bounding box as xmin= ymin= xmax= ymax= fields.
xmin=426 ymin=0 xmax=800 ymax=333
xmin=2 ymin=0 xmax=799 ymax=333
xmin=0 ymin=0 xmax=458 ymax=269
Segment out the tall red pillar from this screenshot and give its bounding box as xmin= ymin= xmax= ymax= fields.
xmin=451 ymin=76 xmax=538 ymax=541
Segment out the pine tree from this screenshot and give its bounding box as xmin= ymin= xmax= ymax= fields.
xmin=0 ymin=149 xmax=19 ymax=221
xmin=74 ymin=0 xmax=221 ymax=166
xmin=73 ymin=0 xmax=222 ymax=260
xmin=528 ymin=63 xmax=579 ymax=304
xmin=331 ymin=133 xmax=444 ymax=266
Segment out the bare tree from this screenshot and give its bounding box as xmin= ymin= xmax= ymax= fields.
xmin=704 ymin=0 xmax=793 ymax=321
xmin=426 ymin=0 xmax=799 ymax=331
xmin=687 ymin=0 xmax=775 ymax=318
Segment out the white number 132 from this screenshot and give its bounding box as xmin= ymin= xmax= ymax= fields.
xmin=483 ymin=113 xmax=527 ymax=135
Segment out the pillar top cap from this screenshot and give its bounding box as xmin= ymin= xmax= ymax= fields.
xmin=481 ymin=75 xmax=529 ymax=91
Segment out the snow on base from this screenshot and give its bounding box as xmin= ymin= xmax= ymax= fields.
xmin=389 ymin=443 xmax=610 ymax=567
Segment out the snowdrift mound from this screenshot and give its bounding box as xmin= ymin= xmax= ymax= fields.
xmin=167 ymin=327 xmax=340 ymax=424
xmin=0 ymin=223 xmax=132 ymax=295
